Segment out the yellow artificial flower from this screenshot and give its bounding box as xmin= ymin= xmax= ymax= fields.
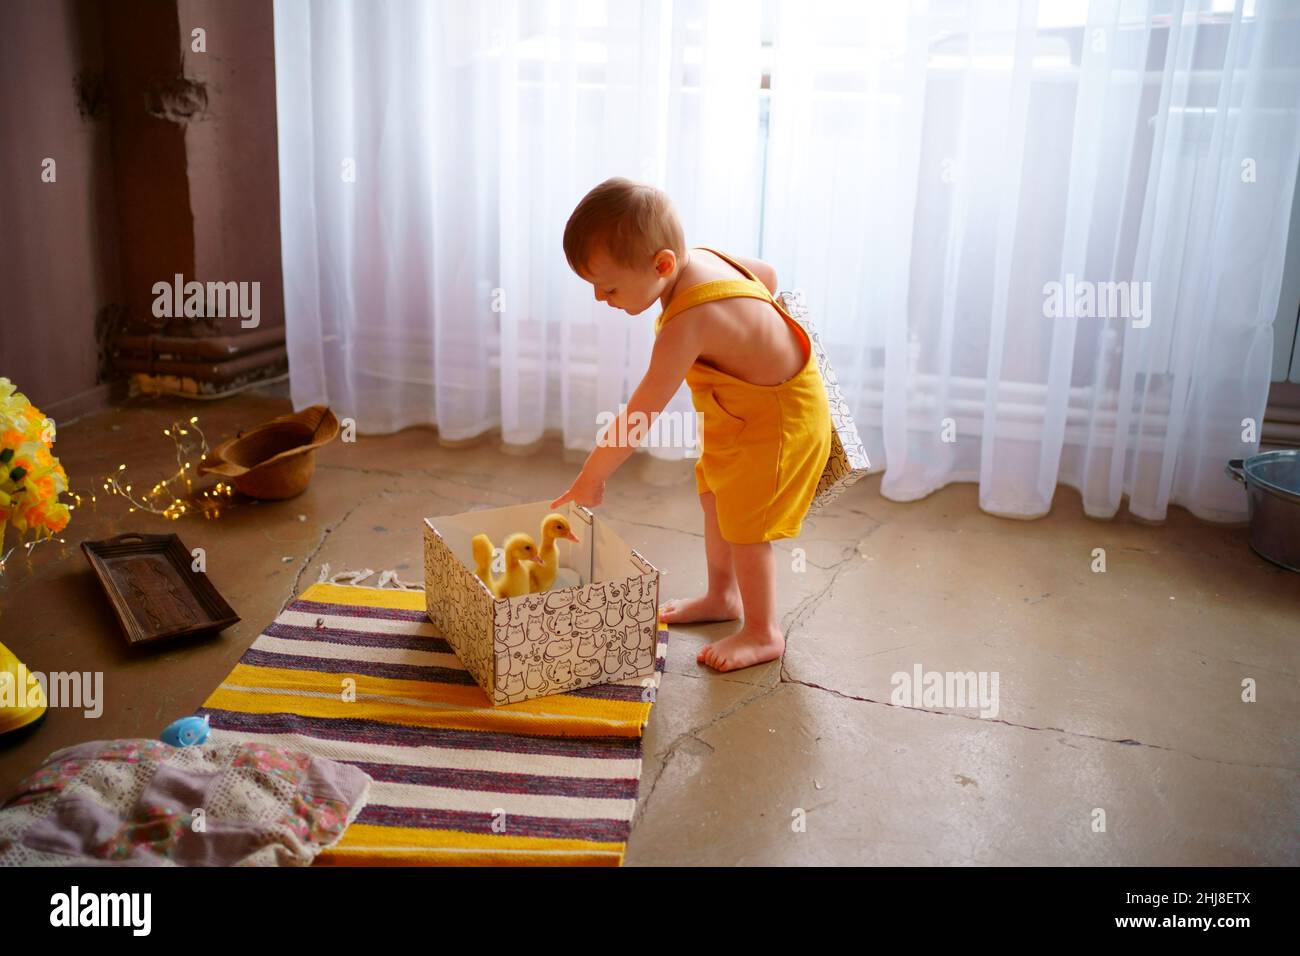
xmin=0 ymin=377 xmax=71 ymax=551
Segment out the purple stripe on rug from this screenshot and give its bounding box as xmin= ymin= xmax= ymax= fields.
xmin=200 ymin=709 xmax=644 ymax=759
xmin=289 ymin=598 xmax=432 ymax=623
xmin=263 ymin=621 xmax=454 ymax=655
xmin=240 ymin=647 xmax=479 ymax=686
xmin=357 ymin=804 xmax=632 ymax=843
xmin=346 ymin=761 xmax=640 ymax=800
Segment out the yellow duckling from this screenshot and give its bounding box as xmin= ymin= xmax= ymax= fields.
xmin=528 ymin=512 xmax=580 ymax=593
xmin=471 ymin=532 xmax=543 ymax=599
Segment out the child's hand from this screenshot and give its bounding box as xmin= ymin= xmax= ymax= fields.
xmin=551 ymin=470 xmax=605 ymax=510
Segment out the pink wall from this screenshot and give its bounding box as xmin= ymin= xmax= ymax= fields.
xmin=0 ymin=0 xmax=120 ymax=417
xmin=0 ymin=0 xmax=283 ymax=418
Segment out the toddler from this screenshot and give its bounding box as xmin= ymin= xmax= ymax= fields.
xmin=551 ymin=178 xmax=831 ymax=672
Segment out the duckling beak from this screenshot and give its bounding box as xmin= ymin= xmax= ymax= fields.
xmin=562 ymin=530 xmax=580 ymax=543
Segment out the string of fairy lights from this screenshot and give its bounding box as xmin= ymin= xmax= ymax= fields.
xmin=76 ymin=415 xmax=234 ymax=521
xmin=1 ymin=415 xmax=234 ymax=574
xmin=1 ymin=411 xmax=245 ymax=574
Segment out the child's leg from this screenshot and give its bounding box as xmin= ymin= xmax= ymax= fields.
xmin=658 ymin=491 xmax=742 ymax=624
xmin=697 ymin=540 xmax=785 ymax=672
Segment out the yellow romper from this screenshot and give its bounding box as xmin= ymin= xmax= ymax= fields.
xmin=654 ymin=248 xmax=832 ymax=545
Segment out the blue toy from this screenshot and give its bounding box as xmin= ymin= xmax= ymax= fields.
xmin=160 ymin=714 xmax=211 ymax=747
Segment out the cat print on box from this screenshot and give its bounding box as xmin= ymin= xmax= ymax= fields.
xmin=425 ymin=523 xmax=497 ymax=695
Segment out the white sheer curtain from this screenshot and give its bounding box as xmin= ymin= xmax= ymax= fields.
xmin=274 ymin=0 xmax=758 ymax=450
xmin=275 ymin=0 xmax=1300 ymax=522
xmin=762 ymin=0 xmax=1300 ymax=521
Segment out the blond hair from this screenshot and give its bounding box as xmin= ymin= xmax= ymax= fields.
xmin=563 ymin=177 xmax=685 ymax=276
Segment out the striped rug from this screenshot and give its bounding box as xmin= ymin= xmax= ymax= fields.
xmin=198 ymin=582 xmax=668 ymax=866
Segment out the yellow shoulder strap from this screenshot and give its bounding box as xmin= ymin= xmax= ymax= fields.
xmin=696 ymin=246 xmax=767 ymax=287
xmin=654 ymin=248 xmax=774 ymax=335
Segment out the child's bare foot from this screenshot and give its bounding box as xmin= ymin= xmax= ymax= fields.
xmin=697 ymin=625 xmax=785 ymax=672
xmin=658 ymin=591 xmax=741 ymax=624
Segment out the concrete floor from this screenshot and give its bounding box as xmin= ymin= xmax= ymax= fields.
xmin=1 ymin=389 xmax=1296 ymax=865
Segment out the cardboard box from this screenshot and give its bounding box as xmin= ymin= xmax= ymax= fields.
xmin=778 ymin=289 xmax=872 ymax=513
xmin=424 ymin=500 xmax=660 ymax=705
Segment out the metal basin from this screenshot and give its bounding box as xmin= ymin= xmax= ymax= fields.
xmin=1226 ymin=450 xmax=1300 ymax=573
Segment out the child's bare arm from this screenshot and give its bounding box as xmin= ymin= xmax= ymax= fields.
xmin=551 ymin=320 xmax=702 ymax=508
xmin=563 ymin=321 xmax=701 ymax=491
xmin=734 ymin=255 xmax=778 ymax=294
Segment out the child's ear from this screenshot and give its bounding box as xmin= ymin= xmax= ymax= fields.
xmin=654 ymin=249 xmax=675 ymax=276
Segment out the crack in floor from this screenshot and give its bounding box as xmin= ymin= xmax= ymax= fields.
xmin=778 ymin=540 xmax=862 ymax=634
xmin=319 ymin=461 xmax=530 ymax=502
xmin=635 ymin=683 xmax=781 ymax=828
xmin=775 ymin=673 xmax=1299 ymax=773
xmin=283 ymin=490 xmax=388 ymax=610
xmin=640 ymin=523 xmax=1297 ymax=800
xmin=659 ymin=665 xmax=774 ymax=689
xmin=774 ymin=550 xmax=1299 ymax=772
xmin=636 ymin=535 xmax=876 ymax=821
xmin=605 ymin=516 xmax=704 ymax=539
xmin=317 ymin=462 xmax=406 ymax=478
xmin=771 ymin=538 xmax=1299 ymax=772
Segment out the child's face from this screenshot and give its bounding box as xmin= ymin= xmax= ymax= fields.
xmin=579 ymin=246 xmax=677 ymax=316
